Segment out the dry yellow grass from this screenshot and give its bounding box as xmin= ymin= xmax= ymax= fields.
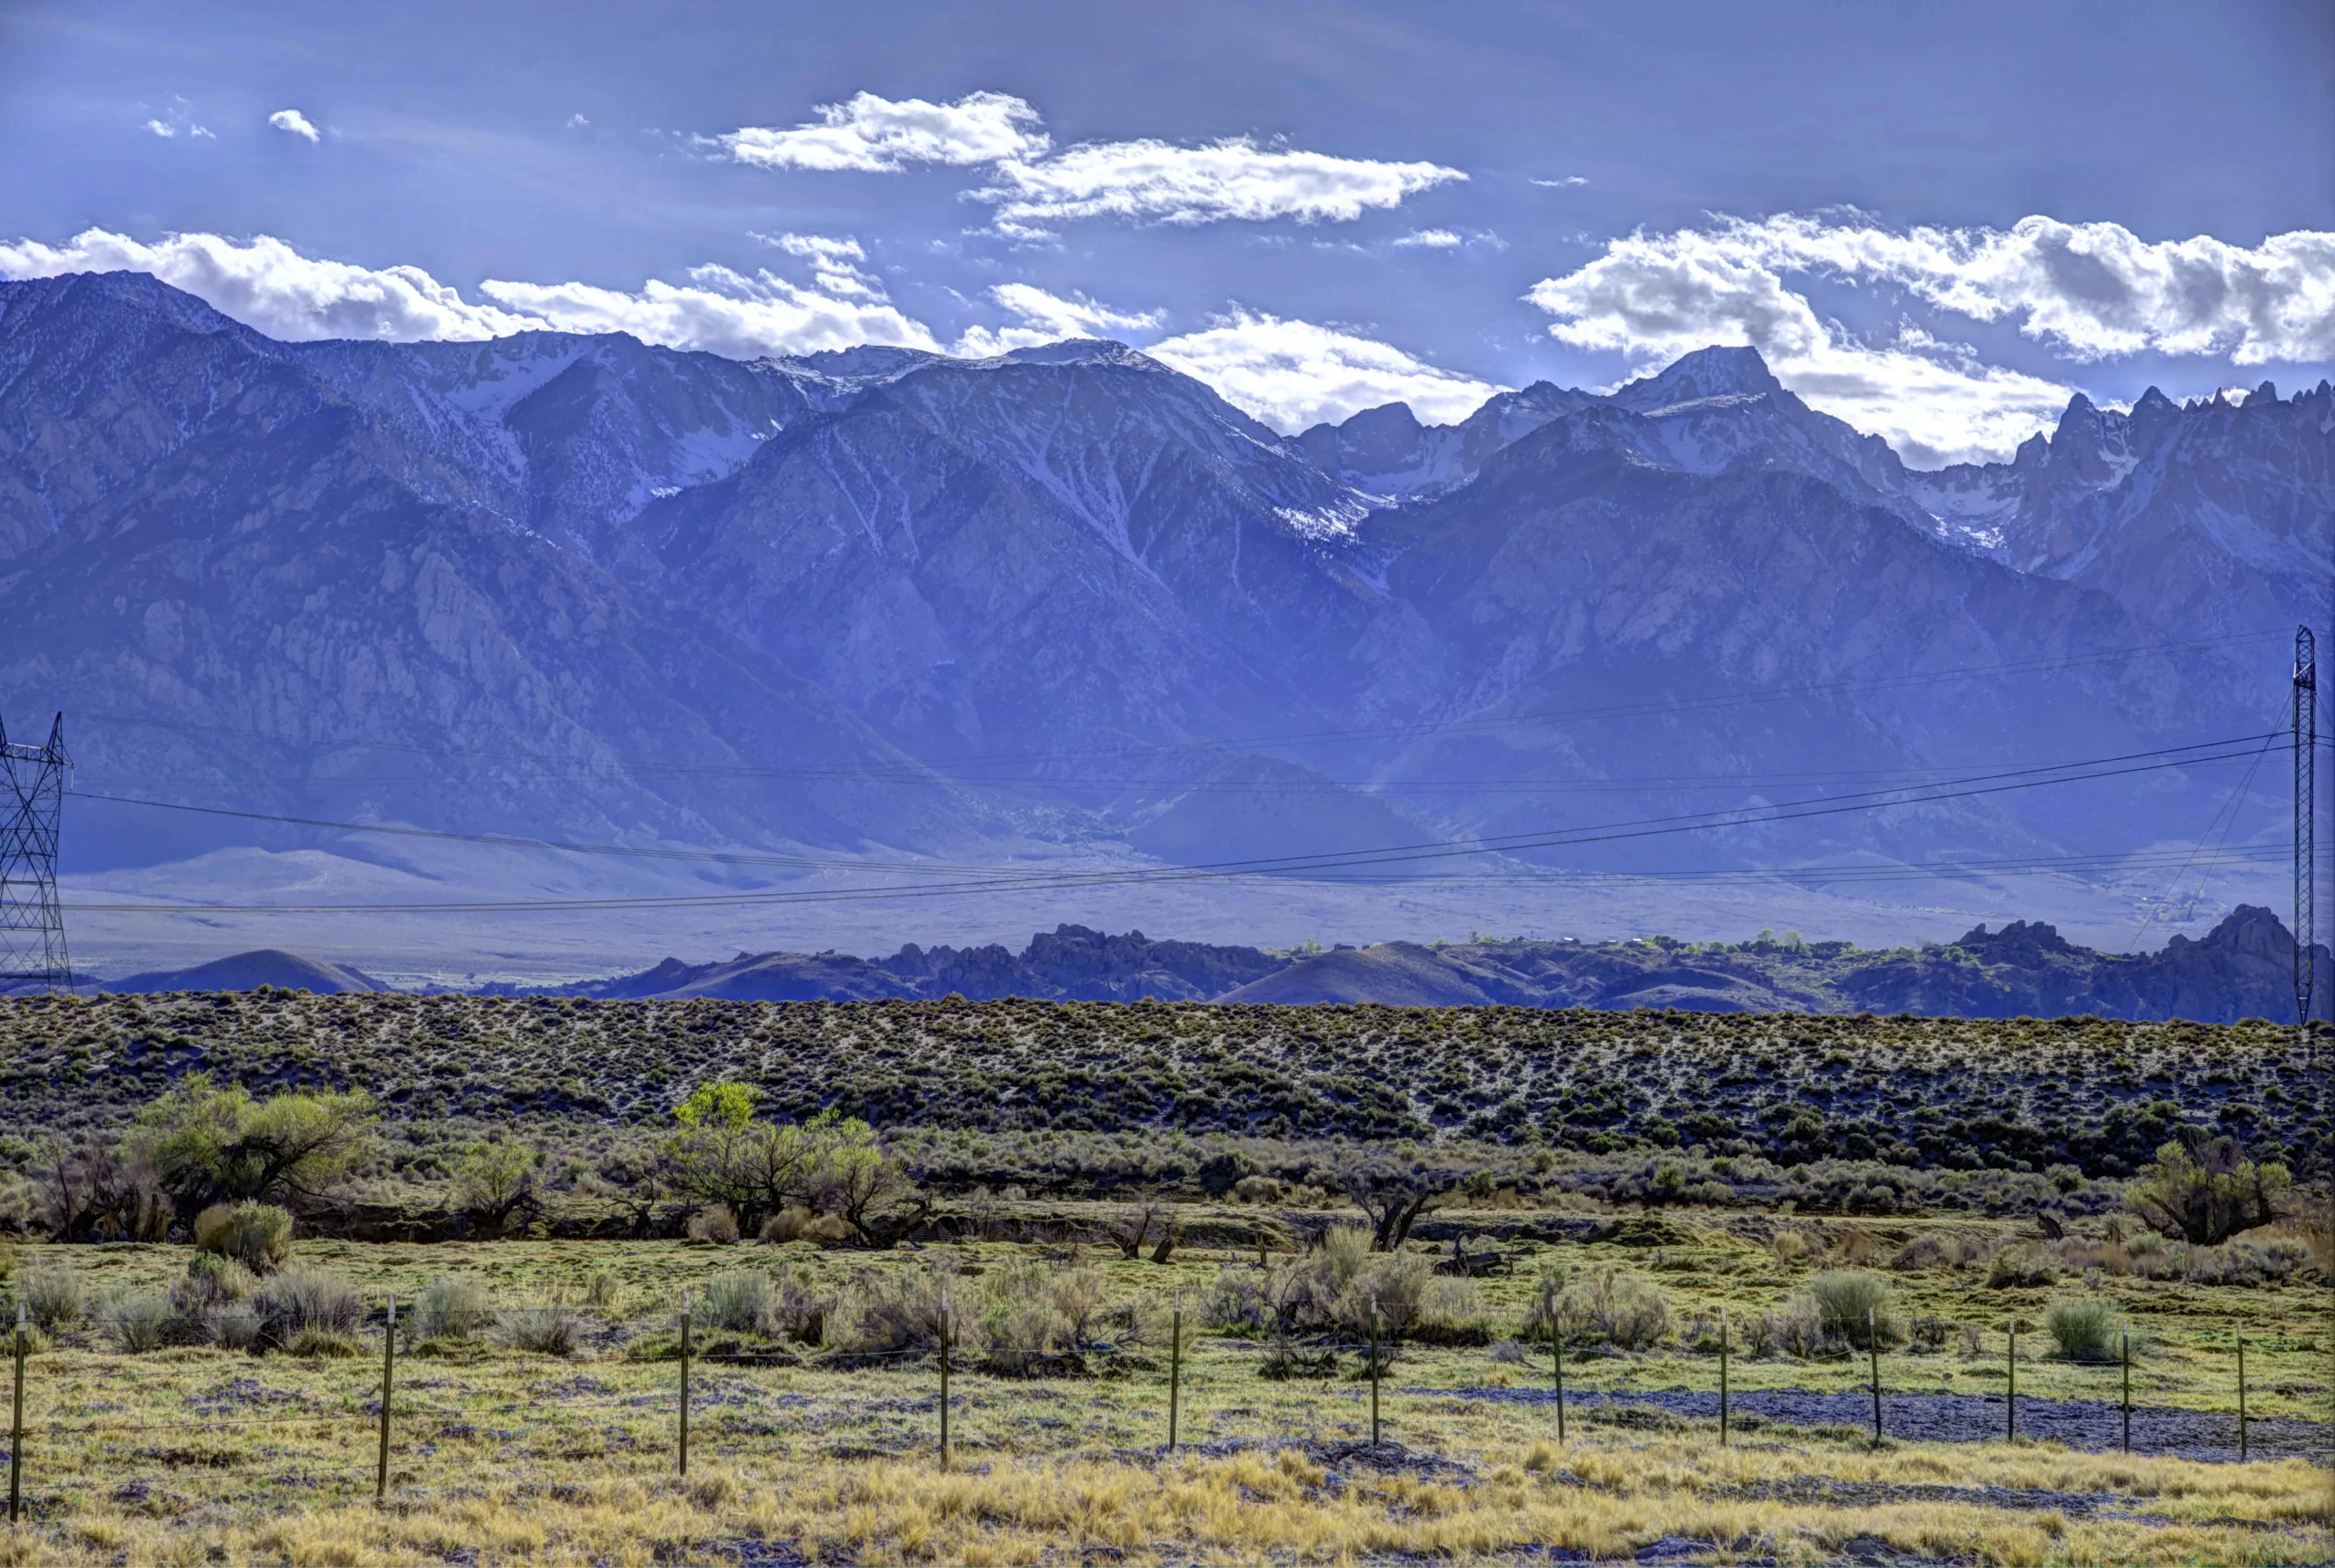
xmin=0 ymin=1437 xmax=2321 ymax=1566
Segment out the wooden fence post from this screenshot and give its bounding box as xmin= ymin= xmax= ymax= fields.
xmin=9 ymin=1302 xmax=23 ymax=1523
xmin=1866 ymin=1307 xmax=1882 ymax=1445
xmin=2236 ymin=1332 xmax=2247 ymax=1461
xmin=679 ymin=1291 xmax=691 ymax=1478
xmin=2006 ymin=1323 xmax=2017 ymax=1442
xmin=938 ymin=1285 xmax=951 ymax=1469
xmin=1551 ymin=1326 xmax=1565 ymax=1444
xmin=1367 ymin=1297 xmax=1381 ymax=1447
xmin=375 ymin=1294 xmax=395 ymax=1505
xmin=1718 ymin=1304 xmax=1728 ymax=1448
xmin=2120 ymin=1330 xmax=2131 ymax=1455
xmin=1168 ymin=1291 xmax=1181 ymax=1452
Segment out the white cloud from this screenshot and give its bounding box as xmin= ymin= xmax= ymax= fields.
xmin=1531 ymin=175 xmax=1588 ymax=188
xmin=1394 ymin=229 xmax=1463 ymax=249
xmin=950 ymin=283 xmax=1162 ymax=357
xmin=0 ymin=228 xmax=938 ymax=358
xmin=142 ymin=100 xmax=212 ymax=140
xmin=566 ymin=113 xmax=590 ymax=130
xmin=0 ymin=229 xmax=538 ymax=340
xmin=1521 ymin=213 xmax=2333 ymax=464
xmin=482 ymin=267 xmax=938 ymax=358
xmin=754 ymin=232 xmax=881 ymax=298
xmin=1146 ymin=311 xmax=1500 ymax=431
xmin=718 ymin=90 xmax=1047 ymax=171
xmin=976 ymin=138 xmax=1465 ymax=237
xmin=1705 ymin=213 xmax=2335 ymax=367
xmin=267 ymin=109 xmax=319 ymax=142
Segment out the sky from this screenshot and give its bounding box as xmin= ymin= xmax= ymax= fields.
xmin=1 ymin=0 xmax=2330 ymax=465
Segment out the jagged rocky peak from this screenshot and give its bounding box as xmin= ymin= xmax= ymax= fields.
xmin=994 ymin=337 xmax=1161 ymax=370
xmin=1608 ymin=344 xmax=1784 ymax=412
xmin=1954 ymin=919 xmax=2078 ymax=958
xmin=2164 ymin=905 xmax=2294 ymax=960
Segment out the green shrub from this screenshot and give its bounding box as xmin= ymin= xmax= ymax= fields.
xmin=826 ymin=1267 xmax=949 ymax=1356
xmin=258 ymin=1264 xmax=362 ymax=1339
xmin=1334 ymin=1251 xmax=1432 ymax=1343
xmin=689 ymin=1205 xmax=741 ymax=1245
xmin=1561 ymin=1267 xmax=1670 ymax=1351
xmin=1802 ymin=1270 xmax=1899 ymax=1348
xmin=1987 ymin=1247 xmax=2060 ymax=1288
xmin=194 ymin=1201 xmax=294 ymax=1272
xmin=414 ymin=1273 xmax=493 ymax=1340
xmin=19 ymin=1263 xmax=82 ymax=1332
xmin=206 ymin=1301 xmax=263 ymax=1350
xmin=286 ymin=1325 xmax=358 ymax=1358
xmin=2043 ymin=1297 xmax=2126 ymax=1362
xmin=496 ymin=1305 xmax=583 ymax=1356
xmin=98 ymin=1292 xmax=174 ymax=1353
xmin=700 ymin=1270 xmax=773 ymax=1334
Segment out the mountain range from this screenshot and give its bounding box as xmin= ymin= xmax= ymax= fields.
xmin=1 ymin=270 xmax=2326 ymax=971
xmin=95 ymin=906 xmax=2331 ymax=1025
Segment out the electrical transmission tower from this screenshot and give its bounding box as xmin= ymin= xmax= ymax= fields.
xmin=0 ymin=713 xmax=70 ymax=995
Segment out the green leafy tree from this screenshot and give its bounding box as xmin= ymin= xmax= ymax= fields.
xmin=125 ymin=1075 xmax=374 ymax=1210
xmin=452 ymin=1137 xmax=540 ymax=1237
xmin=2123 ymin=1136 xmax=2289 ymax=1245
xmin=666 ymin=1083 xmax=922 ymax=1243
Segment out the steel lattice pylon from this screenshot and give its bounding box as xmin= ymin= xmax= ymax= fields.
xmin=0 ymin=713 xmax=69 ymax=995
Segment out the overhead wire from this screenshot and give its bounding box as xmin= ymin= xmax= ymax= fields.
xmin=66 ymin=628 xmax=2285 ymax=784
xmin=60 ymin=733 xmax=2282 ymax=915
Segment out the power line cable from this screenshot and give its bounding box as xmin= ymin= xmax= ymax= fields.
xmin=67 ymin=630 xmax=2282 ymax=781
xmin=61 ymin=734 xmax=2280 ymax=915
xmin=70 ymin=734 xmax=2274 ymax=888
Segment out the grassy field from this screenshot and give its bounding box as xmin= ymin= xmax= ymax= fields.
xmin=0 ymin=1217 xmax=2321 ymax=1565
xmin=0 ymin=992 xmax=2327 ymax=1562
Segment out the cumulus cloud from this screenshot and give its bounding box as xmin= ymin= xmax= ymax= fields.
xmin=267 ymin=109 xmax=319 ymax=141
xmin=950 ymin=283 xmax=1162 ymax=357
xmin=0 ymin=228 xmax=538 ymax=340
xmin=482 ymin=266 xmax=938 ymax=358
xmin=0 ymin=228 xmax=937 ymax=358
xmin=718 ymin=89 xmax=1047 ymax=171
xmin=754 ymin=232 xmax=882 ymax=298
xmin=1520 ymin=213 xmax=2335 ymax=463
xmin=1146 ymin=311 xmax=1500 ymax=431
xmin=976 ymin=139 xmax=1465 ymax=237
xmin=1691 ymin=213 xmax=2335 ymax=366
xmin=1393 ymin=229 xmax=1463 ymax=249
xmin=1531 ymin=175 xmax=1588 ymax=188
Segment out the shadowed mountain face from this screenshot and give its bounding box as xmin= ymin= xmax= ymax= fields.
xmin=0 ymin=271 xmax=2321 ymax=906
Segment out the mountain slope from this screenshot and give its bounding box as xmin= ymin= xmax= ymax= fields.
xmin=0 ymin=271 xmax=989 ymax=856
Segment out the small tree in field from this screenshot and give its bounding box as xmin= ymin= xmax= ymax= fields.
xmin=2123 ymin=1137 xmax=2289 ymax=1245
xmin=125 ymin=1075 xmax=373 ymax=1211
xmin=1333 ymin=1153 xmax=1461 ymax=1251
xmin=453 ymin=1137 xmax=541 ymax=1237
xmin=666 ymin=1083 xmax=922 ymax=1242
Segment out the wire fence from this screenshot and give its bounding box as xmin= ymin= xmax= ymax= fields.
xmin=0 ymin=1289 xmax=2322 ymax=1522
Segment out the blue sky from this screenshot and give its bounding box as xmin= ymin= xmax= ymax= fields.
xmin=2 ymin=0 xmax=2329 ymax=462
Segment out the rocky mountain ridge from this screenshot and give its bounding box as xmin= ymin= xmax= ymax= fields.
xmin=100 ymin=906 xmax=2330 ymax=1025
xmin=2 ymin=271 xmax=2321 ymax=923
